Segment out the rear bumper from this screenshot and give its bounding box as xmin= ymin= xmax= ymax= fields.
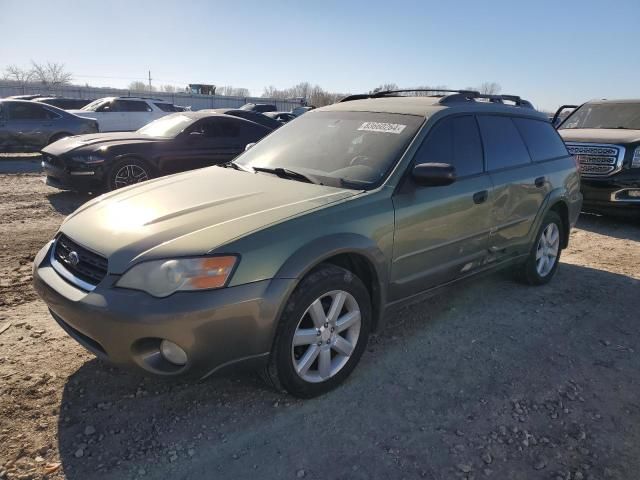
xmin=32 ymin=241 xmax=295 ymax=378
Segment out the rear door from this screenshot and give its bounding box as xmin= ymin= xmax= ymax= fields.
xmin=477 ymin=115 xmax=550 ymax=258
xmin=390 ymin=115 xmax=493 ymax=301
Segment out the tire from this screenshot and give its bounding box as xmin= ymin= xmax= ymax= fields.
xmin=516 ymin=211 xmax=563 ymax=285
xmin=262 ymin=264 xmax=372 ymax=398
xmin=48 ymin=132 xmax=72 ymax=145
xmin=107 ymin=157 xmax=153 ymax=191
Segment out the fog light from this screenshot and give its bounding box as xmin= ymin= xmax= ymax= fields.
xmin=159 ymin=340 xmax=188 ymax=366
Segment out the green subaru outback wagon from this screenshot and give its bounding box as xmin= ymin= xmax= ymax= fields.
xmin=33 ymin=90 xmax=582 ymax=397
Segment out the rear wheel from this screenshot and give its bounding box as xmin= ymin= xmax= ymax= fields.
xmin=262 ymin=264 xmax=371 ymax=398
xmin=107 ymin=158 xmax=152 ymax=191
xmin=516 ymin=211 xmax=563 ymax=285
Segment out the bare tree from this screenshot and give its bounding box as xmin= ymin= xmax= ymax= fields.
xmin=30 ymin=61 xmax=72 ymax=87
xmin=477 ymin=82 xmax=502 ymax=95
xmin=128 ymin=81 xmax=148 ymax=92
xmin=370 ymin=83 xmax=398 ymax=94
xmin=3 ymin=64 xmax=34 ymax=85
xmin=160 ymin=84 xmax=177 ymax=93
xmin=218 ymin=85 xmax=250 ymax=97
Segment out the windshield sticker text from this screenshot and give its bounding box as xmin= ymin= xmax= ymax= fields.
xmin=357 ymin=122 xmax=407 ymax=134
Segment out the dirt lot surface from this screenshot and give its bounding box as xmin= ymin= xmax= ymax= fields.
xmin=0 ymin=167 xmax=639 ymax=480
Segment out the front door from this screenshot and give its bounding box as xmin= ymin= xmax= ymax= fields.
xmin=390 ymin=115 xmax=493 ymax=301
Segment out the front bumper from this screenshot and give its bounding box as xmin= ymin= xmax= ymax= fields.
xmin=32 ymin=242 xmax=295 ymax=377
xmin=581 ymin=176 xmax=640 ymax=211
xmin=41 ymin=157 xmax=106 ymax=192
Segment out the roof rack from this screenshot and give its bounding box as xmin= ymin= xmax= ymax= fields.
xmin=340 ymin=89 xmax=534 ymax=109
xmin=340 ymin=89 xmax=476 ymax=102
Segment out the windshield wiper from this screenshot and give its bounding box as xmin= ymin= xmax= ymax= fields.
xmin=252 ymin=166 xmax=319 ymax=184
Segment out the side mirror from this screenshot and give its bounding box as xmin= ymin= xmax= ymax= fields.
xmin=411 ymin=163 xmax=456 ymax=187
xmin=245 ymin=142 xmax=256 ymax=151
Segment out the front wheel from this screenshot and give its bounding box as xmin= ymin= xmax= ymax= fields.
xmin=107 ymin=158 xmax=152 ymax=191
xmin=263 ymin=264 xmax=371 ymax=398
xmin=516 ymin=211 xmax=563 ymax=285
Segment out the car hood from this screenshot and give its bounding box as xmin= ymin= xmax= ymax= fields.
xmin=42 ymin=132 xmax=163 ymax=155
xmin=59 ymin=167 xmax=359 ymax=273
xmin=559 ymin=128 xmax=640 ymax=145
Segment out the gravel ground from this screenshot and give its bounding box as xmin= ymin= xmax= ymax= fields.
xmin=0 ymin=167 xmax=639 ymax=480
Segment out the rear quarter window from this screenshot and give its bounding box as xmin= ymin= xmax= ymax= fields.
xmin=477 ymin=115 xmax=531 ymax=171
xmin=513 ymin=118 xmax=568 ymax=162
xmin=154 ymin=103 xmax=177 ymax=112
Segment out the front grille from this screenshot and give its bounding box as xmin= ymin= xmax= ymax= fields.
xmin=566 ymin=143 xmax=623 ymax=177
xmin=54 ymin=234 xmax=108 ymax=286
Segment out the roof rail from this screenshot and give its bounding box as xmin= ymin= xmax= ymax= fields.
xmin=438 ymin=92 xmax=534 ymax=108
xmin=340 ymin=89 xmax=534 ymax=109
xmin=340 ymin=89 xmax=478 ymax=103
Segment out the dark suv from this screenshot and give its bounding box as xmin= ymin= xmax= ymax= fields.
xmin=556 ymin=99 xmax=640 ymax=214
xmin=33 ymin=90 xmax=581 ymax=397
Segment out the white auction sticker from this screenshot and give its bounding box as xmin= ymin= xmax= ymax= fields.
xmin=357 ymin=122 xmax=407 ymax=134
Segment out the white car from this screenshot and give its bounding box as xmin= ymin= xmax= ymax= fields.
xmin=69 ymin=97 xmax=181 ymax=132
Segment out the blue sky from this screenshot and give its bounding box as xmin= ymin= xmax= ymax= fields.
xmin=1 ymin=0 xmax=639 ymax=111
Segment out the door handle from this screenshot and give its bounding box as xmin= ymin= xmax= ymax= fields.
xmin=473 ymin=190 xmax=488 ymax=204
xmin=535 ymin=176 xmax=546 ymax=188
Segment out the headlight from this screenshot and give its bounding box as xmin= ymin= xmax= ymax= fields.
xmin=71 ymin=153 xmax=105 ymax=165
xmin=632 ymin=146 xmax=640 ymax=168
xmin=116 ymin=256 xmax=238 ymax=297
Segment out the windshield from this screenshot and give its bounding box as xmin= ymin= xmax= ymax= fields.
xmin=235 ymin=111 xmax=423 ymax=189
xmin=560 ymin=103 xmax=640 ymax=130
xmin=137 ymin=114 xmax=195 ymax=137
xmin=81 ymin=99 xmax=108 ymax=112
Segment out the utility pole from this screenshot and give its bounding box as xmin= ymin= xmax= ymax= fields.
xmin=148 ymin=70 xmax=152 ymax=92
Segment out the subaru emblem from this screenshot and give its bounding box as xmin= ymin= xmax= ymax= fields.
xmin=68 ymin=251 xmax=80 ymax=266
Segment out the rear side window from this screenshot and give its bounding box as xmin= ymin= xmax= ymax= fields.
xmin=7 ymin=102 xmax=58 ymax=120
xmin=513 ymin=118 xmax=568 ymax=162
xmin=413 ymin=115 xmax=484 ymax=177
xmin=154 ymin=103 xmax=177 ymax=112
xmin=477 ymin=115 xmax=531 ymax=171
xmin=121 ymin=100 xmax=152 ymax=112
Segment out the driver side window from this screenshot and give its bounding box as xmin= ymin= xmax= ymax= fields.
xmin=413 ymin=116 xmax=484 ymax=177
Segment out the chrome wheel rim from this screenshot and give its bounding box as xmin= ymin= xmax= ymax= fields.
xmin=536 ymin=223 xmax=560 ymax=277
xmin=114 ymin=164 xmax=149 ymax=188
xmin=292 ymin=290 xmax=361 ymax=383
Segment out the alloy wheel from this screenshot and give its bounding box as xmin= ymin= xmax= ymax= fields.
xmin=291 ymin=290 xmax=361 ymax=383
xmin=536 ymin=222 xmax=560 ymax=277
xmin=114 ymin=164 xmax=149 ymax=188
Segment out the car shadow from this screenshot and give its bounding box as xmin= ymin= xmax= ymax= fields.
xmin=46 ymin=191 xmax=93 ymax=215
xmin=576 ymin=211 xmax=640 ymax=241
xmin=55 ymin=262 xmax=640 ymax=480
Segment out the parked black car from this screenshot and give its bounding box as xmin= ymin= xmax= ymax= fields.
xmin=0 ymin=100 xmax=98 ymax=152
xmin=211 ymin=108 xmax=282 ymax=130
xmin=556 ymin=99 xmax=640 ymax=215
xmin=264 ymin=111 xmax=297 ymax=123
xmin=34 ymin=97 xmax=94 ymax=110
xmin=239 ymin=103 xmax=277 ymax=113
xmin=41 ymin=112 xmax=271 ymax=192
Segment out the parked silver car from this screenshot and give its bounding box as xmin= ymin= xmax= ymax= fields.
xmin=0 ymin=100 xmax=98 ymax=153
